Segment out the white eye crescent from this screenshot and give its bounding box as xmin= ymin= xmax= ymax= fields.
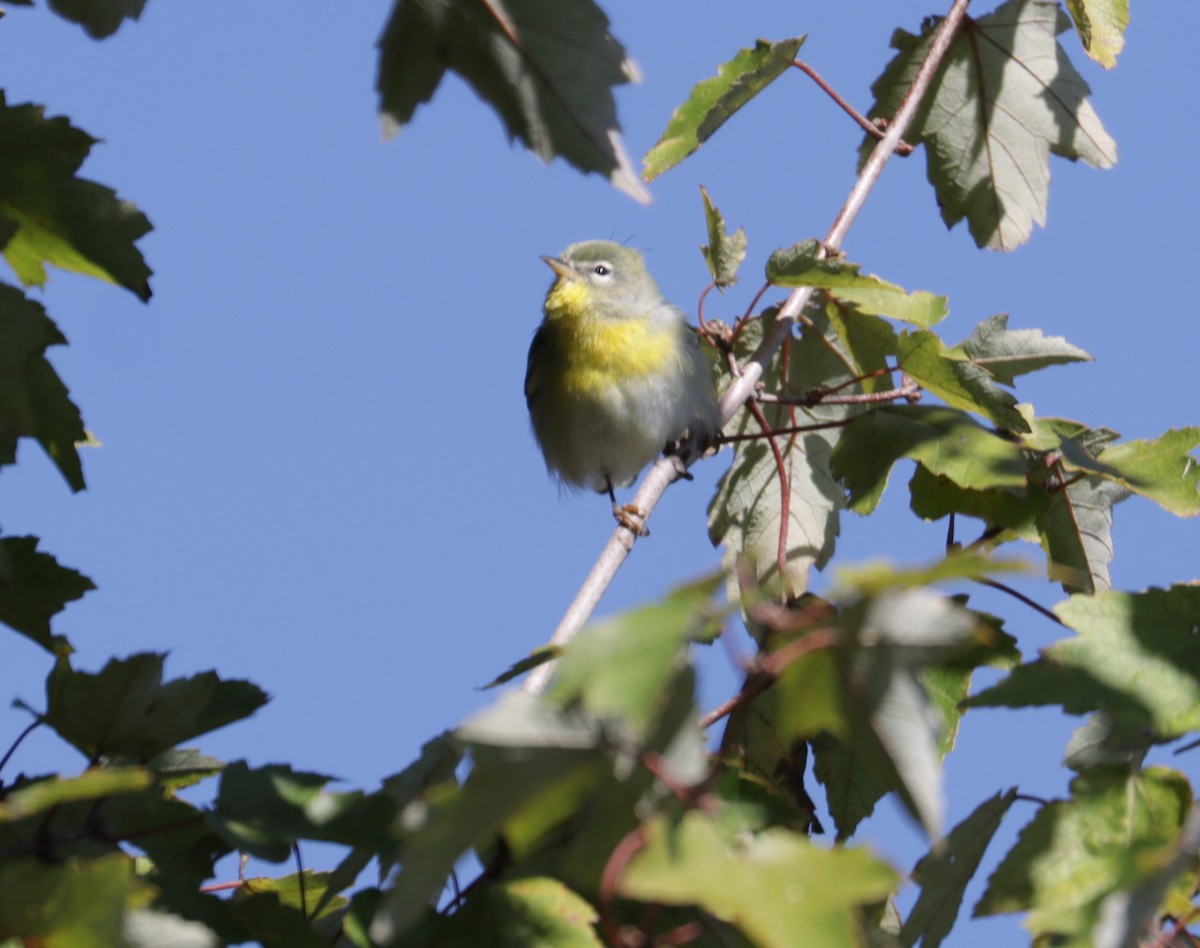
xmin=592 ymin=263 xmax=612 ymax=277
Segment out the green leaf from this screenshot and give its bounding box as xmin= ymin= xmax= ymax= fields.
xmin=831 ymin=405 xmax=1029 ymax=515
xmin=699 ymin=185 xmax=746 ymax=287
xmin=956 ymin=313 xmax=1092 ymax=385
xmin=432 ymin=877 xmax=602 ymax=947
xmin=902 ymin=789 xmax=1017 ymax=947
xmin=767 ymin=241 xmax=948 ymax=328
xmin=823 ymin=304 xmax=898 ymax=395
xmin=0 ymin=768 xmax=152 ymax=820
xmin=1063 ymin=0 xmax=1128 ymax=68
xmin=549 ymin=573 xmax=721 ymax=737
xmin=0 ymin=853 xmax=154 ymax=947
xmin=1059 ymin=427 xmax=1200 ymax=518
xmin=237 ymin=871 xmax=346 ymax=921
xmin=45 ymin=652 xmax=269 ymax=760
xmin=620 ymin=810 xmax=898 ymax=947
xmin=371 ymin=694 xmax=609 ymax=942
xmin=967 ymin=586 xmax=1200 ymax=742
xmin=643 ymin=37 xmax=804 ymax=181
xmin=708 ymin=307 xmax=848 ymax=597
xmin=376 ymin=0 xmax=649 ymax=202
xmin=207 ymin=763 xmax=367 ymax=861
xmin=864 ymin=0 xmax=1116 ymax=251
xmin=0 ymin=284 xmax=88 ymax=490
xmin=898 ymin=330 xmax=1029 ymax=434
xmin=975 ymin=767 xmax=1192 ymax=943
xmin=483 ymin=647 xmax=556 ymax=689
xmin=0 ymin=535 xmax=93 ymax=651
xmin=1041 ymin=474 xmax=1128 ymax=593
xmin=46 ymin=0 xmax=147 ymax=38
xmin=0 ymin=94 xmax=152 ymax=297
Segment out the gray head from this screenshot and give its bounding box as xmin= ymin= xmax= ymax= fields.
xmin=542 ymin=240 xmax=663 ymax=319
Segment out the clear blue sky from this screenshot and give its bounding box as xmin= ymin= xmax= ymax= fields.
xmin=2 ymin=2 xmax=1197 ymax=943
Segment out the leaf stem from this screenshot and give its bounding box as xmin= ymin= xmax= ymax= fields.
xmin=792 ymin=59 xmax=915 ymax=155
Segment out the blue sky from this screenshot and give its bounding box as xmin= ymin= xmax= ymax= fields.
xmin=2 ymin=1 xmax=1197 ymax=943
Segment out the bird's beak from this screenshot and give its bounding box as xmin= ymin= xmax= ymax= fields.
xmin=541 ymin=255 xmax=579 ymax=282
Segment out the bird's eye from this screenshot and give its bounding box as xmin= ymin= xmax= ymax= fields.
xmin=593 ymin=264 xmax=611 ymax=277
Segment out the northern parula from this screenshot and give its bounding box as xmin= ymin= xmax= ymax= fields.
xmin=524 ymin=240 xmax=720 ymax=527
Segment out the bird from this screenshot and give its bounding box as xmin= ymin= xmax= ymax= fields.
xmin=524 ymin=240 xmax=720 ymax=532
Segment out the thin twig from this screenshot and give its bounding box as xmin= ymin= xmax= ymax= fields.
xmin=973 ymin=577 xmax=1065 ymax=626
xmin=793 ymin=59 xmax=915 ymax=155
xmin=0 ymin=719 xmax=41 ymax=776
xmin=522 ymin=0 xmax=971 ymax=695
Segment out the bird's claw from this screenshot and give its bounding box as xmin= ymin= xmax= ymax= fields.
xmin=613 ymin=503 xmax=650 ymax=537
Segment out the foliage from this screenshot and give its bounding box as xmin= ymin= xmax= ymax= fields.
xmin=3 ymin=1 xmax=1197 ymax=947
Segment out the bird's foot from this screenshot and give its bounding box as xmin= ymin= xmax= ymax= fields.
xmin=612 ymin=503 xmax=650 ymax=536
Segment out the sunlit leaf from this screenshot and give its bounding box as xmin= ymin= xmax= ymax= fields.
xmin=433 ymin=877 xmax=602 ymax=947
xmin=644 ymin=37 xmax=804 ymax=181
xmin=863 ymin=0 xmax=1116 ymax=251
xmin=377 ymin=0 xmax=649 ymax=202
xmin=967 ymin=586 xmax=1200 ymax=742
xmin=699 ymin=185 xmax=746 ymax=287
xmin=1059 ymin=427 xmax=1200 ymax=518
xmin=975 ymin=767 xmax=1192 ymax=943
xmin=768 ymin=240 xmax=947 ymax=328
xmin=621 ymin=810 xmax=897 ymax=947
xmin=1063 ymin=0 xmax=1128 ymax=68
xmin=898 ymin=330 xmax=1029 ymax=434
xmin=831 ymin=405 xmax=1029 ymax=515
xmin=956 ymin=313 xmax=1091 ymax=385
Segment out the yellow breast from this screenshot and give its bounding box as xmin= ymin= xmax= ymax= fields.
xmin=544 ymin=282 xmax=675 ymax=396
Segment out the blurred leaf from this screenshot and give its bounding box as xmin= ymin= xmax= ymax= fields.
xmin=831 ymin=405 xmax=1029 ymax=514
xmin=433 ymin=877 xmax=602 ymax=947
xmin=0 ymin=853 xmax=153 ymax=947
xmin=902 ymin=789 xmax=1017 ymax=947
xmin=768 ymin=241 xmax=948 ymax=328
xmin=1063 ymin=0 xmax=1128 ymax=67
xmin=699 ymin=185 xmax=746 ymax=287
xmin=484 ymin=647 xmax=556 ymax=689
xmin=863 ymin=0 xmax=1116 ymax=251
xmin=0 ymin=535 xmax=93 ymax=651
xmin=832 ymin=553 xmax=1029 ymax=599
xmin=709 ymin=307 xmax=848 ymax=597
xmin=0 ymin=285 xmax=87 ymax=490
xmin=621 ymin=810 xmax=897 ymax=947
xmin=1058 ymin=427 xmax=1200 ymax=518
xmin=377 ymin=0 xmax=649 ymax=202
xmin=45 ymin=652 xmax=269 ymax=760
xmin=46 ymin=0 xmax=147 ymax=38
xmin=975 ymin=767 xmax=1192 ymax=942
xmin=207 ymin=763 xmax=367 ymax=861
xmin=0 ymin=94 xmax=152 ymax=297
xmin=372 ymin=693 xmax=608 ymax=942
xmin=550 ymin=573 xmax=721 ymax=737
xmin=644 ymin=37 xmax=804 ymax=181
xmin=1091 ymin=805 xmax=1200 ymax=948
xmin=0 ymin=767 xmax=151 ymax=820
xmin=237 ymin=871 xmax=346 ymax=921
xmin=123 ymin=909 xmax=221 ymax=948
xmin=898 ymin=330 xmax=1029 ymax=434
xmin=1062 ymin=712 xmax=1151 ymax=773
xmin=956 ymin=313 xmax=1092 ymax=385
xmin=226 ymin=888 xmax=330 ymax=948
xmin=967 ymin=586 xmax=1200 ymax=742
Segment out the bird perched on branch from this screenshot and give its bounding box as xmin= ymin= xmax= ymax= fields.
xmin=525 ymin=240 xmax=720 ymax=532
